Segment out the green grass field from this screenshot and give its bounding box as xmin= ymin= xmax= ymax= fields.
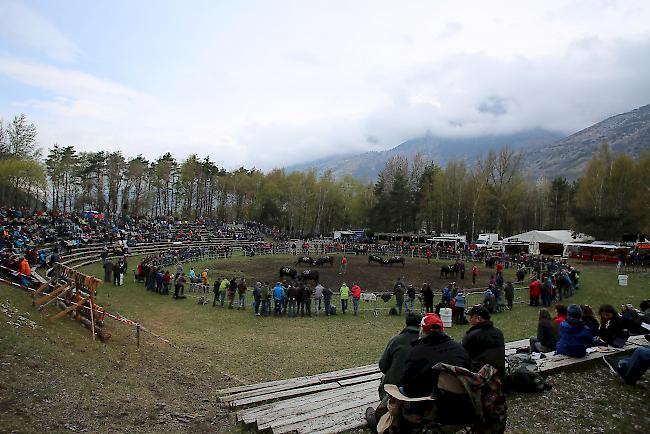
xmin=1 ymin=254 xmax=649 ymax=433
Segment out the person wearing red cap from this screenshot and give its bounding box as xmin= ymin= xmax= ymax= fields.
xmin=400 ymin=313 xmax=471 ymax=398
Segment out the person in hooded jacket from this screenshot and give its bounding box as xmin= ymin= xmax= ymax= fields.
xmin=555 ymin=304 xmax=594 ymax=357
xmin=351 ymin=282 xmax=361 ymax=316
xmin=377 ymin=313 xmax=423 ymax=401
xmin=462 ymin=305 xmax=505 ymax=378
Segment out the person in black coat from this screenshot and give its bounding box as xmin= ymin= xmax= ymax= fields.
xmin=462 ymin=305 xmax=506 ymax=377
xmin=597 ymin=304 xmax=630 ymax=348
xmin=401 ymin=315 xmax=472 ymax=396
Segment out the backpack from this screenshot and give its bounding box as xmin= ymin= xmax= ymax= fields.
xmin=505 ymin=354 xmax=548 ymax=393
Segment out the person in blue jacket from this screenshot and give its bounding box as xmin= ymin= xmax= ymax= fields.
xmin=272 ymin=282 xmax=285 ymax=316
xmin=556 ymin=304 xmax=594 ymax=357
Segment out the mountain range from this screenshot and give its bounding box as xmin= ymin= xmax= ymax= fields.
xmin=285 ymin=104 xmax=650 ymax=181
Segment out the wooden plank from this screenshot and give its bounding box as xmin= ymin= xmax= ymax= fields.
xmin=250 ymin=380 xmax=380 ymax=429
xmin=270 ymin=389 xmax=378 ymax=433
xmin=33 ymin=283 xmax=70 ymax=306
xmin=220 ymin=377 xmax=321 ymax=403
xmin=49 ymin=297 xmax=87 ymax=321
xmin=275 ymin=401 xmax=378 ymax=434
xmin=32 ymin=279 xmax=53 ymax=299
xmin=217 ymin=363 xmax=376 ymax=396
xmin=337 ymin=371 xmax=383 ymax=386
xmin=229 ymin=382 xmax=340 ymax=408
xmin=505 ymin=338 xmax=529 ymax=351
xmin=537 ymin=335 xmax=647 ymax=373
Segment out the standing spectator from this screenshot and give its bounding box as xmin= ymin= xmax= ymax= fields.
xmin=529 ymin=308 xmax=559 ymax=353
xmin=495 ymin=261 xmax=504 ymax=278
xmin=119 ymin=258 xmax=127 ymax=286
xmin=462 ymin=305 xmax=506 ymax=378
xmin=314 ymin=282 xmax=324 ymax=316
xmin=351 ymin=282 xmax=361 ymax=316
xmin=174 ymin=273 xmax=186 ymax=298
xmin=218 ymin=277 xmax=229 ymax=307
xmin=201 ymin=269 xmax=209 ymax=287
xmin=253 ymin=281 xmax=261 ymax=316
xmin=421 ymin=283 xmax=434 ymax=313
xmin=339 ymin=282 xmax=350 ymax=314
xmin=113 ymin=261 xmax=121 ymax=286
xmin=155 ymin=269 xmax=164 ymax=293
xmin=323 ymin=285 xmax=333 ymax=315
xmin=260 ymin=282 xmax=271 ymax=316
xmin=237 ymin=278 xmax=247 ymax=310
xmin=405 ymin=284 xmax=416 ymax=313
xmin=301 ymin=283 xmax=312 ymax=317
xmin=529 ymin=277 xmax=541 ymax=306
xmin=188 ymin=267 xmax=196 ymax=283
xmin=295 ymin=281 xmax=304 ymax=315
xmin=339 ymin=255 xmax=348 ymax=275
xmin=504 ymin=281 xmax=514 ymax=310
xmin=212 ymin=278 xmax=220 ymax=306
xmin=272 ymin=282 xmax=284 ymax=316
xmin=454 ymin=290 xmax=466 ymax=324
xmin=425 ymin=249 xmax=432 ymax=263
xmin=228 ymin=277 xmax=237 ymax=308
xmin=103 ymin=259 xmax=113 ymax=283
xmin=472 ymin=264 xmax=479 ymax=285
xmin=287 ymin=283 xmax=298 ymax=317
xmin=393 ymin=280 xmax=405 ymax=315
xmin=162 ymin=271 xmax=171 ymax=295
xmin=459 ymin=262 xmax=466 ymax=280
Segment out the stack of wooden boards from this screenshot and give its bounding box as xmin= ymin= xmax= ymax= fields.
xmin=217 ymin=335 xmax=648 ymax=434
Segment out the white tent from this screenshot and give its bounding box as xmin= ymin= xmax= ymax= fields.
xmin=502 ymin=230 xmax=592 ymax=255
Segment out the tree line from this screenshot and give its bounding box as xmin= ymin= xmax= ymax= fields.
xmin=0 ymin=113 xmax=648 ymax=240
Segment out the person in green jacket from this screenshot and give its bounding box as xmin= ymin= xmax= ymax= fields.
xmin=377 ymin=312 xmax=423 ymax=400
xmin=339 ymin=282 xmax=350 ymax=314
xmin=218 ymin=278 xmax=229 ymax=307
xmin=259 ymin=282 xmax=271 ymax=316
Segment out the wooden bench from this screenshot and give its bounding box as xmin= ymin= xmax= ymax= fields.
xmin=218 ymin=335 xmax=648 ymax=434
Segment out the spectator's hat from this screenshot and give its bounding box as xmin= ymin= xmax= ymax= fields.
xmin=420 ymin=313 xmax=444 ymax=332
xmin=567 ymin=304 xmax=582 ymax=324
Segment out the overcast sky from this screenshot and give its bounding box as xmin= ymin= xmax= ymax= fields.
xmin=1 ymin=0 xmax=650 ymax=169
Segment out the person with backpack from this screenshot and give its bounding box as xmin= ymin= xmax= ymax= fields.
xmin=339 ymin=282 xmax=350 ymax=314
xmin=556 ymin=304 xmax=594 ymax=357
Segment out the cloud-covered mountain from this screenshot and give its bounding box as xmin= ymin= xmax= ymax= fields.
xmin=285 ymin=129 xmax=563 ymax=182
xmin=524 ymin=104 xmax=650 ymax=179
xmin=286 ymin=104 xmax=650 ymax=182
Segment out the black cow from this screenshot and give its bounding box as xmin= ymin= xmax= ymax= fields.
xmin=279 ymin=266 xmax=297 ymax=280
xmin=440 ymin=264 xmax=457 ymax=278
xmin=314 ymin=255 xmax=333 ymax=266
xmin=299 ymin=269 xmax=319 ymax=283
xmin=386 ymin=256 xmax=405 ymax=267
xmin=369 ymin=254 xmax=386 ymax=265
xmin=296 ymin=256 xmax=316 ymax=266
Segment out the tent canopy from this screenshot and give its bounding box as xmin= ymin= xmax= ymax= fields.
xmin=503 ymin=230 xmax=592 ymax=245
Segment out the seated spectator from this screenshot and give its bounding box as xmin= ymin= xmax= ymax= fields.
xmin=620 ymin=303 xmax=648 ymax=335
xmin=553 ymin=303 xmax=568 ymax=326
xmin=603 ymin=335 xmax=650 ymax=385
xmin=641 ymin=300 xmax=650 ymax=324
xmin=529 ymin=308 xmax=559 ymax=353
xmin=462 ymin=305 xmax=505 ymax=377
xmin=556 ymin=304 xmax=593 ymax=357
xmin=366 ymin=313 xmax=475 ymax=430
xmin=377 ymin=313 xmax=422 ymax=401
xmin=597 ymin=304 xmax=630 ymax=348
xmin=581 ymin=305 xmax=600 ymax=336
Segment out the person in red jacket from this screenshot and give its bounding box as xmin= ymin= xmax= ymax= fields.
xmin=472 ymin=264 xmax=479 ymax=285
xmin=529 ymin=278 xmax=541 ymax=306
xmin=351 ymin=282 xmax=362 ymax=316
xmin=553 ymin=303 xmax=568 ymax=325
xmin=495 ymin=261 xmax=504 ymax=277
xmin=425 ymin=249 xmax=432 ymax=264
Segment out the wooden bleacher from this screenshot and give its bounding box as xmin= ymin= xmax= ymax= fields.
xmin=217 ymin=335 xmax=648 ymax=434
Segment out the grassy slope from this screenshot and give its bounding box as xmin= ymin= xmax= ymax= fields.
xmin=1 ymin=255 xmax=649 ymax=433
